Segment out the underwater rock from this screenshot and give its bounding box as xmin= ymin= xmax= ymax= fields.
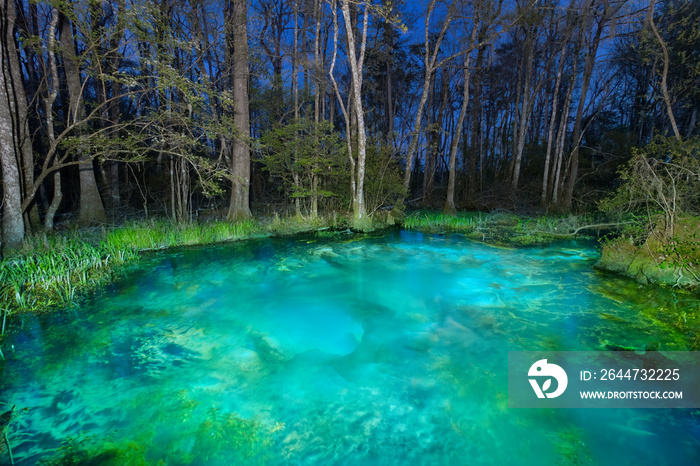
xmin=644 ymin=341 xmax=660 ymax=352
xmin=603 ymin=341 xmax=661 ymax=352
xmin=310 ymin=247 xmax=339 ymax=258
xmin=435 ymin=317 xmax=482 ymax=350
xmin=402 ymin=331 xmax=439 ymax=352
xmin=604 ymin=344 xmax=636 ymax=352
xmin=231 ymin=348 xmax=263 ymax=372
xmin=247 ymin=331 xmax=287 ymax=365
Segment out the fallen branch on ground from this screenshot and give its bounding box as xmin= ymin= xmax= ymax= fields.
xmin=528 ymin=221 xmax=636 ymax=237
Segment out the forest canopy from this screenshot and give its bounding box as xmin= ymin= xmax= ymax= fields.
xmin=1 ymin=0 xmax=698 ymax=251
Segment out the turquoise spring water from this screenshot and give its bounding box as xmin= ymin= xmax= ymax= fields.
xmin=1 ymin=230 xmax=699 ymax=464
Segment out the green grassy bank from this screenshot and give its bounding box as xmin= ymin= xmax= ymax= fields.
xmin=402 ymin=210 xmax=605 ymax=246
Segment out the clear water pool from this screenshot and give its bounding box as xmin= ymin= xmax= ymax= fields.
xmin=1 ymin=231 xmax=698 ymax=464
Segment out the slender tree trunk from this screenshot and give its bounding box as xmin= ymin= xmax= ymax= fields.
xmin=508 ymin=55 xmax=523 ymax=181
xmin=329 ymin=0 xmax=354 ymax=206
xmin=107 ymin=0 xmax=126 ymax=213
xmin=444 ymin=28 xmax=477 ymax=214
xmin=401 ymin=0 xmax=454 ymax=202
xmin=227 ymin=0 xmax=252 ymax=220
xmin=686 ymin=107 xmax=697 ymax=139
xmin=551 ymin=77 xmax=575 ymax=205
xmin=469 ymin=43 xmax=485 ymax=197
xmin=422 ymin=76 xmax=434 ymax=202
xmin=563 ymin=1 xmax=607 ymax=210
xmin=510 ymin=30 xmax=535 ymax=191
xmin=541 ymin=41 xmax=567 ymax=206
xmin=292 ymin=0 xmax=302 ymax=217
xmin=425 ymin=69 xmax=449 ymax=204
xmin=312 ymin=0 xmax=322 ymax=218
xmin=647 ymin=0 xmax=680 ymax=140
xmin=44 ymin=8 xmax=62 ymax=230
xmin=340 ymin=0 xmax=370 ymax=225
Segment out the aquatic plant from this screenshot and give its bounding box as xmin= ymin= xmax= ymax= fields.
xmin=0 ymin=405 xmax=15 ymax=465
xmin=551 ymin=428 xmax=593 ymax=465
xmin=37 ymin=435 xmax=158 ymax=466
xmin=191 ymin=408 xmax=274 ymax=464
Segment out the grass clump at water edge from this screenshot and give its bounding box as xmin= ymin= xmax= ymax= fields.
xmin=105 ymin=218 xmax=264 ymax=251
xmin=0 ymin=233 xmax=140 ymax=329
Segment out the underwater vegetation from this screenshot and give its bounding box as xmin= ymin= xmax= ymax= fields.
xmin=37 ymin=407 xmax=276 ymax=465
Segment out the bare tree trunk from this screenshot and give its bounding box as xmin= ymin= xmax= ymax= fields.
xmin=508 ymin=54 xmax=523 ymax=181
xmin=5 ymin=0 xmax=38 ymax=231
xmin=386 ymin=44 xmax=394 ymax=142
xmin=444 ymin=26 xmax=477 ymax=214
xmin=551 ymin=79 xmax=574 ymax=206
xmin=468 ymin=42 xmax=485 ymax=197
xmin=312 ymin=0 xmax=322 ymax=217
xmin=686 ymin=107 xmax=697 ymax=139
xmin=563 ymin=0 xmax=610 ymax=210
xmin=329 ymin=0 xmax=354 ymax=206
xmin=541 ymin=41 xmax=567 ymax=206
xmin=44 ymin=8 xmax=62 ymax=230
xmin=511 ymin=31 xmax=535 ymax=191
xmin=401 ymin=0 xmax=454 ymax=202
xmin=107 ymin=0 xmax=126 ymax=213
xmin=227 ymin=0 xmax=252 ymax=221
xmin=59 ymin=12 xmax=107 ymax=225
xmin=0 ymin=0 xmax=25 ymax=251
xmin=339 ymin=0 xmax=370 ymax=225
xmin=422 ymin=75 xmax=434 ymax=202
xmin=425 ymin=69 xmax=449 ymax=204
xmin=647 ymin=0 xmax=680 ymax=140
xmin=292 ymin=0 xmax=302 ymax=217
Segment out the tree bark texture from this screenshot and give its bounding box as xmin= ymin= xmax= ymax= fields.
xmin=227 ymin=0 xmax=252 ymax=220
xmin=0 ymin=0 xmax=25 ymax=250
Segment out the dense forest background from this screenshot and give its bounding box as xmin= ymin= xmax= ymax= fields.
xmin=1 ymin=0 xmax=699 ymax=250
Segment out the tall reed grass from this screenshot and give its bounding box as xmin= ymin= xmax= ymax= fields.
xmin=403 ymin=212 xmax=485 ymax=231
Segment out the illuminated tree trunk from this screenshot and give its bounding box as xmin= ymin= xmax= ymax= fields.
xmin=0 ymin=2 xmax=24 ymax=250
xmin=226 ymin=0 xmax=252 ymax=220
xmin=5 ymin=0 xmax=38 ymax=231
xmin=332 ymin=0 xmax=370 ymax=225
